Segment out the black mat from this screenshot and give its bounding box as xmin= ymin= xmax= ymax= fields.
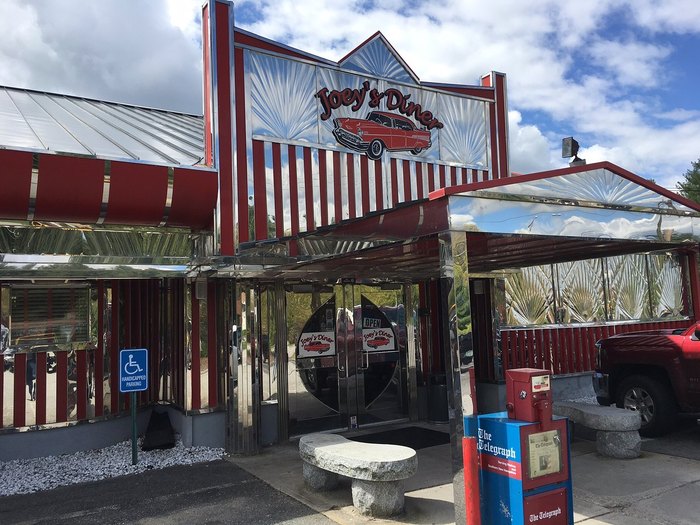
xmin=348 ymin=426 xmax=450 ymax=450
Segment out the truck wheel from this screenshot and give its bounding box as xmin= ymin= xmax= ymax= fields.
xmin=615 ymin=375 xmax=677 ymax=437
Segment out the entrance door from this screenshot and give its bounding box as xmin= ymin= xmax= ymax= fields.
xmin=287 ymin=284 xmax=407 ymax=435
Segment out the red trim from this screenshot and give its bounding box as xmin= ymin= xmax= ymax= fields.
xmin=234 ymin=29 xmax=325 ymax=63
xmin=415 ymin=162 xmax=424 ymax=199
xmin=289 ymin=145 xmax=300 ymax=236
xmin=360 ymin=155 xmax=370 ymax=215
xmin=34 ymin=155 xmax=103 ymax=222
xmin=77 ymin=349 xmax=87 ymax=420
xmin=427 ymin=164 xmax=435 ymax=193
xmin=450 ymin=166 xmax=457 ymax=187
xmin=688 ymin=251 xmax=700 ymax=322
xmin=430 ymin=161 xmax=700 ymax=212
xmin=191 ymin=285 xmax=201 ymax=410
xmin=272 ymin=143 xmax=284 ymax=237
xmin=304 ymin=148 xmax=315 ymax=230
xmin=402 ymin=159 xmax=411 ymax=202
xmin=13 ymin=353 xmax=26 ymax=427
xmin=347 ymin=153 xmax=357 ymax=218
xmin=319 ymin=149 xmax=329 ymax=225
xmin=235 ymin=47 xmax=249 ymax=245
xmin=95 ymin=281 xmax=104 ymax=417
xmin=0 ymin=149 xmax=32 ymax=220
xmin=212 ymin=1 xmax=235 ymax=252
xmin=35 ymin=354 xmax=46 ymax=425
xmin=374 ymin=159 xmax=383 ymax=211
xmin=423 ymin=83 xmax=494 ymax=101
xmin=167 ymin=167 xmax=218 ymax=229
xmin=333 ymin=152 xmax=343 ymax=221
xmin=106 ymin=162 xmax=169 ymax=225
xmin=390 ymin=158 xmax=399 ymax=206
xmin=494 ymin=73 xmax=509 ymax=178
xmin=207 ymin=282 xmax=218 ymax=408
xmin=202 ymin=4 xmax=213 ymax=165
xmin=252 ymin=140 xmax=268 ymax=240
xmin=110 ymin=283 xmax=120 ymax=415
xmin=439 ymin=164 xmax=446 ymax=188
xmin=463 ymin=436 xmax=482 ymax=525
xmin=56 ymin=351 xmax=68 ymax=422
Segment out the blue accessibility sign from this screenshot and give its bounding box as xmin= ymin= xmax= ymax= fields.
xmin=119 ymin=348 xmax=148 ymax=393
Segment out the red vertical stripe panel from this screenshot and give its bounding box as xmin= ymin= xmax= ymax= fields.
xmin=272 ymin=143 xmax=283 ymax=238
xmin=319 ymin=149 xmax=329 ymax=225
xmin=304 ymin=148 xmax=315 ymax=231
xmin=208 ymin=282 xmax=218 ymax=408
xmin=374 ymin=159 xmax=383 ymax=212
xmin=252 ymin=140 xmax=268 ymax=240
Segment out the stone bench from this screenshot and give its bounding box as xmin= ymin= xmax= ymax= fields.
xmin=299 ymin=433 xmax=417 ymax=517
xmin=553 ymin=401 xmax=641 ymax=459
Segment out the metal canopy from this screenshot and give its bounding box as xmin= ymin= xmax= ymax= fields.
xmin=223 ymin=161 xmax=700 ymax=281
xmin=0 ymin=86 xmax=204 ymax=166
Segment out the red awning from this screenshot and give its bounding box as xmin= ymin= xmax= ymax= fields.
xmin=0 ymin=150 xmax=217 ymax=230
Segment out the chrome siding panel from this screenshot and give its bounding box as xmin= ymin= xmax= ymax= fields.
xmin=448 ymin=195 xmax=700 ymax=242
xmin=490 ymin=168 xmax=697 ymax=212
xmin=438 ymin=94 xmax=488 ymax=167
xmin=248 ymin=51 xmax=318 ymax=143
xmin=275 ymin=281 xmax=288 ymax=442
xmin=340 ymin=37 xmax=417 ymax=85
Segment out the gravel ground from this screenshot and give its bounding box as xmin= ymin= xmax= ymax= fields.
xmin=0 ymin=438 xmax=224 ymax=497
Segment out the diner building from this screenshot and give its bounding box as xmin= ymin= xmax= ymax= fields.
xmin=2 ymin=0 xmax=700 ymax=515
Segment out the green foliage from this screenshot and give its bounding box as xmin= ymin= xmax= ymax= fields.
xmin=677 ymin=158 xmax=700 ymax=203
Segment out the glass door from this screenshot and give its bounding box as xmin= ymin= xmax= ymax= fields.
xmin=287 ymin=283 xmax=407 ymax=435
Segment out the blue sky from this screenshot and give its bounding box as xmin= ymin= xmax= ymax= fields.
xmin=0 ymin=0 xmax=698 ymax=190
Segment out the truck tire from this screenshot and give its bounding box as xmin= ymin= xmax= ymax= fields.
xmin=615 ymin=374 xmax=677 ymax=437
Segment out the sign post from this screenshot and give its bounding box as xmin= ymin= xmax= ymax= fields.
xmin=119 ymin=348 xmax=148 ymax=465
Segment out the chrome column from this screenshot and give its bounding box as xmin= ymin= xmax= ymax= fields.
xmin=439 ymin=231 xmax=475 ymax=525
xmin=275 ymin=281 xmax=288 ymax=442
xmin=404 ymin=283 xmax=419 ymax=421
xmin=227 ymin=282 xmax=260 ymax=454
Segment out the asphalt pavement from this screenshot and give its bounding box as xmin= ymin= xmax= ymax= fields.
xmin=2 ymin=421 xmax=700 ymax=525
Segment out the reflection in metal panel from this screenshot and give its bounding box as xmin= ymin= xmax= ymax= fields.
xmin=438 ymin=95 xmax=488 ymax=167
xmin=339 ymin=35 xmax=417 ymax=85
xmin=248 ymin=52 xmax=318 ymax=142
xmin=480 ymin=168 xmax=696 ymax=212
xmin=0 ymin=86 xmax=204 ymax=166
xmin=448 ymin=195 xmax=700 ymax=242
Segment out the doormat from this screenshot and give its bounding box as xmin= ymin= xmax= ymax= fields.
xmin=348 ymin=426 xmax=450 ymax=450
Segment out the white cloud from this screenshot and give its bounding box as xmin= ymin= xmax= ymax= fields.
xmin=0 ymin=0 xmax=698 ymax=191
xmin=588 ymin=39 xmax=672 ymax=87
xmin=508 ymin=111 xmax=561 ymax=175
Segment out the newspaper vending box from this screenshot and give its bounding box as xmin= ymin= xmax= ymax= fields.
xmin=477 ymin=368 xmax=573 ymax=524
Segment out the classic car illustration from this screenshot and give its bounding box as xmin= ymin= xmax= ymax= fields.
xmin=302 ymin=340 xmax=332 ymax=353
xmin=366 ymin=335 xmax=391 ymax=348
xmin=332 ymin=111 xmax=431 ymax=160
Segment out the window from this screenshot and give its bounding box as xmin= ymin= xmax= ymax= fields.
xmin=8 ymin=286 xmax=91 ymax=349
xmin=503 ymin=252 xmax=690 ymax=327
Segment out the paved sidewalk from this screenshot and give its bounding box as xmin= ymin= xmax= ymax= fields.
xmin=2 ymin=430 xmax=699 ymax=524
xmin=230 ymin=435 xmax=700 ymax=525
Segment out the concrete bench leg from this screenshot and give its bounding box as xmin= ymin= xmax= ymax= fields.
xmin=596 ymin=430 xmax=641 ymax=459
xmin=302 ymin=462 xmax=339 ymax=490
xmin=351 ymin=479 xmax=405 ymax=517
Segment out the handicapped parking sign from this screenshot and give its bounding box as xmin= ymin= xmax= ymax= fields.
xmin=119 ymin=348 xmax=148 ymax=393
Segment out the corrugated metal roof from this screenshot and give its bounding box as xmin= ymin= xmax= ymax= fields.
xmin=0 ymin=86 xmax=204 ymax=166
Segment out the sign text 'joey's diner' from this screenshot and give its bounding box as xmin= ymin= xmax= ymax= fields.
xmin=315 ymin=81 xmax=444 ymax=130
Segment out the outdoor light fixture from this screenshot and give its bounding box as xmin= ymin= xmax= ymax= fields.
xmin=562 ymin=137 xmax=586 ymax=166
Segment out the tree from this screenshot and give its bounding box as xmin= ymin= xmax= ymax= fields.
xmin=677 ymin=158 xmax=700 ymax=203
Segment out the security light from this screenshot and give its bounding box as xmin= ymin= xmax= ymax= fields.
xmin=562 ymin=137 xmax=586 ymax=166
